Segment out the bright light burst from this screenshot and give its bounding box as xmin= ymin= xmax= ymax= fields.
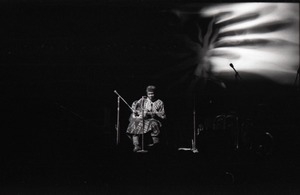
xmin=201 ymin=3 xmax=299 ymax=84
xmin=173 ymin=3 xmax=299 ymax=85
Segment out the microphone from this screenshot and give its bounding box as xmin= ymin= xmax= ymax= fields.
xmin=114 ymin=90 xmax=121 ymax=97
xmin=229 ymin=63 xmax=237 ymax=71
xmin=229 ymin=63 xmax=242 ymax=80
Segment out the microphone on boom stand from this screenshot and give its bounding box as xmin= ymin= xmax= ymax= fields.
xmin=229 ymin=63 xmax=242 ymax=80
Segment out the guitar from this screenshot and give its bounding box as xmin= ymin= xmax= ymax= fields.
xmin=131 ymin=109 xmax=164 ymax=119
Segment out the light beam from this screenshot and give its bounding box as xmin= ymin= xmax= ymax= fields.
xmin=200 ymin=3 xmax=299 ymax=84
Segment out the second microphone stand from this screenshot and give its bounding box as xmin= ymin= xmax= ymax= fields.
xmin=178 ymin=95 xmax=199 ymax=153
xmin=229 ymin=63 xmax=242 ymax=150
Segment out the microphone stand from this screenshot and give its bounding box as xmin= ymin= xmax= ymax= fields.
xmin=116 ymin=96 xmax=120 ymax=145
xmin=114 ymin=90 xmax=134 ymax=146
xmin=178 ymin=94 xmax=199 ymax=153
xmin=137 ymin=97 xmax=148 ymax=153
xmin=229 ymin=64 xmax=242 ymax=150
xmin=192 ymin=96 xmax=199 ymax=153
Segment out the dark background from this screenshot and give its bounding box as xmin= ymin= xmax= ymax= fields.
xmin=1 ymin=0 xmax=300 ymax=194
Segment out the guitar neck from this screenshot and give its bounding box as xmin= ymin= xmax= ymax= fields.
xmin=131 ymin=110 xmax=164 ymax=119
xmin=137 ymin=110 xmax=163 ymax=114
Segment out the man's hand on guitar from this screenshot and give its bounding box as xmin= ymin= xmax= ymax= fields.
xmin=149 ymin=112 xmax=155 ymax=118
xmin=145 ymin=111 xmax=157 ymax=119
xmin=132 ymin=109 xmax=162 ymax=119
xmin=133 ymin=111 xmax=139 ymax=117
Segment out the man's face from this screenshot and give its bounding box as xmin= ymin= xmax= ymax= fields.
xmin=147 ymin=92 xmax=155 ymax=100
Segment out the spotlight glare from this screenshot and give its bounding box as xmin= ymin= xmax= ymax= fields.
xmin=200 ymin=3 xmax=299 ymax=84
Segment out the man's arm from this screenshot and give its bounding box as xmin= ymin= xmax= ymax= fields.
xmin=155 ymin=100 xmax=166 ymax=119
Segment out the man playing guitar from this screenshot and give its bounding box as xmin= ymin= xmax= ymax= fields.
xmin=126 ymin=85 xmax=166 ymax=152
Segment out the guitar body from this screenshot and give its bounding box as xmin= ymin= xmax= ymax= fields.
xmin=131 ymin=111 xmax=143 ymax=119
xmin=128 ymin=98 xmax=165 ymax=122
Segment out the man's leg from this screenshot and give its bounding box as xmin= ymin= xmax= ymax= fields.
xmin=148 ymin=136 xmax=159 ymax=147
xmin=132 ymin=135 xmax=141 ymax=152
xmin=148 ymin=121 xmax=161 ymax=147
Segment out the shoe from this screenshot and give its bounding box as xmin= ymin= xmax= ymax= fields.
xmin=147 ymin=142 xmax=159 ymax=147
xmin=133 ymin=146 xmax=141 ymax=152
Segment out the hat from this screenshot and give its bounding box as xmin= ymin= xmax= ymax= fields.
xmin=146 ymin=85 xmax=156 ymax=93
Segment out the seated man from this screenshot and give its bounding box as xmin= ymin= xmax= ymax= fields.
xmin=126 ymin=85 xmax=166 ymax=152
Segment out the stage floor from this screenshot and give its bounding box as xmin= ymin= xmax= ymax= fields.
xmin=2 ymin=140 xmax=300 ymax=194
